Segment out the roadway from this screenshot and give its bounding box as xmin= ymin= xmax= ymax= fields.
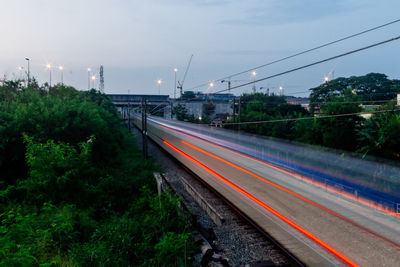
xmin=134 ymin=115 xmax=400 ymax=266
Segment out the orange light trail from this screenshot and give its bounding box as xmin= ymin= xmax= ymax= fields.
xmin=181 ymin=140 xmax=400 ymax=250
xmin=158 ymin=124 xmax=400 ymax=218
xmin=163 ymin=140 xmax=358 ymax=267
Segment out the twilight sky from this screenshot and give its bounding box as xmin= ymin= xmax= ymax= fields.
xmin=1 ymin=0 xmax=399 ymax=97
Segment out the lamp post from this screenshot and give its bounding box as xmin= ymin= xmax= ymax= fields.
xmin=157 ymin=79 xmax=162 ymax=95
xmin=59 ymin=66 xmax=64 ymax=84
xmin=279 ymin=86 xmax=283 ymax=96
xmin=91 ymin=75 xmax=96 ymax=89
xmin=251 ymin=71 xmax=257 ymax=93
xmin=87 ymin=68 xmax=91 ymax=90
xmin=25 ymin=58 xmax=30 ymax=86
xmin=174 ymin=68 xmax=178 ymax=99
xmin=46 ymin=64 xmax=52 ymax=87
xmin=17 ymin=66 xmax=24 ymax=80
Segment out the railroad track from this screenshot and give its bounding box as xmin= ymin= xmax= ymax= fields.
xmin=132 ymin=115 xmax=400 ymax=266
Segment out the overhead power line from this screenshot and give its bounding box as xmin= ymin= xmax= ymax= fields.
xmin=211 ymin=35 xmax=400 ymax=94
xmin=222 ymin=108 xmax=400 ymax=126
xmin=186 ymin=18 xmax=400 ymax=91
xmin=244 ymin=99 xmax=394 ymax=106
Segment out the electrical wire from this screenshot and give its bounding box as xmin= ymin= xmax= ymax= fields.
xmin=149 ymin=34 xmax=400 ymax=116
xmin=149 ymin=89 xmax=399 ymax=115
xmin=210 ymin=35 xmax=400 ymax=94
xmin=186 ymin=18 xmax=400 ymax=91
xmin=222 ymin=108 xmax=400 ymax=126
xmin=244 ymin=99 xmax=393 ymax=106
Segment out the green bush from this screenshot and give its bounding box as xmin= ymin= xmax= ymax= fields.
xmin=0 ymin=82 xmax=195 ymax=266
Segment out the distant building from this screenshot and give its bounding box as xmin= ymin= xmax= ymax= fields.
xmin=174 ymin=91 xmax=234 ymax=121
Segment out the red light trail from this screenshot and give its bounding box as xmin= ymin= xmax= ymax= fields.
xmin=163 ymin=140 xmax=358 ymax=267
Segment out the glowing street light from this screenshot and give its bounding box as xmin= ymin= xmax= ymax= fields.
xmin=251 ymin=71 xmax=257 ymax=93
xmin=324 ymin=76 xmax=329 ymax=83
xmin=157 ymin=79 xmax=162 ymax=95
xmin=279 ymin=85 xmax=283 ymax=96
xmin=87 ymin=68 xmax=92 ymax=90
xmin=174 ymin=68 xmax=178 ymax=99
xmin=209 ymin=82 xmax=214 ymax=88
xmin=91 ymin=75 xmax=96 ymax=89
xmin=46 ymin=63 xmax=52 ymax=87
xmin=58 ymin=66 xmax=64 ymax=84
xmin=17 ymin=66 xmax=24 ymax=80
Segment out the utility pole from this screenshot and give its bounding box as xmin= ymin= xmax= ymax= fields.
xmin=232 ymin=98 xmax=236 ymax=131
xmin=238 ymin=97 xmax=242 ymax=132
xmin=174 ymin=68 xmax=178 ymax=99
xmin=170 ymin=101 xmax=173 ymax=119
xmin=127 ymin=101 xmax=131 ymax=132
xmin=141 ymin=98 xmax=148 ymax=159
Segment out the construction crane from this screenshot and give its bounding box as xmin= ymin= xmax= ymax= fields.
xmin=177 ymin=54 xmax=193 ymax=97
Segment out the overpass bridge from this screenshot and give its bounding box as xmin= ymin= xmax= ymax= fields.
xmin=133 ymin=115 xmax=400 ymax=266
xmin=107 ymin=94 xmax=171 ymax=119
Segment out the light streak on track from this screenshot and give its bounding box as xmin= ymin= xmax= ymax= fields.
xmin=157 ymin=123 xmax=400 ymax=218
xmin=181 ymin=140 xmax=400 ymax=250
xmin=163 ymin=140 xmax=358 ymax=267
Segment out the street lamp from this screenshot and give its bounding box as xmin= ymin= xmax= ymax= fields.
xmin=279 ymin=86 xmax=283 ymax=96
xmin=157 ymin=79 xmax=162 ymax=95
xmin=25 ymin=58 xmax=30 ymax=86
xmin=46 ymin=63 xmax=52 ymax=87
xmin=324 ymin=76 xmax=329 ymax=83
xmin=87 ymin=68 xmax=91 ymax=90
xmin=209 ymin=82 xmax=214 ymax=88
xmin=251 ymin=71 xmax=257 ymax=93
xmin=91 ymin=75 xmax=96 ymax=89
xmin=174 ymin=68 xmax=178 ymax=99
xmin=58 ymin=66 xmax=64 ymax=84
xmin=17 ymin=66 xmax=24 ymax=80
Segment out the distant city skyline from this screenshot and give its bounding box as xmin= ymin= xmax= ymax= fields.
xmin=1 ymin=0 xmax=399 ymax=97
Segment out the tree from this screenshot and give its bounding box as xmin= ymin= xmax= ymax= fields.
xmin=309 ymin=73 xmax=400 ymax=112
xmin=238 ymin=93 xmax=309 ymax=139
xmin=173 ymin=103 xmax=188 ymax=121
xmin=309 ymin=95 xmax=363 ymax=151
xmin=357 ymin=101 xmax=400 ymax=159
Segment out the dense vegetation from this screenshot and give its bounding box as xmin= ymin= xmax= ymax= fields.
xmin=229 ymin=73 xmax=400 ymax=160
xmin=0 ymin=80 xmax=193 ymax=266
